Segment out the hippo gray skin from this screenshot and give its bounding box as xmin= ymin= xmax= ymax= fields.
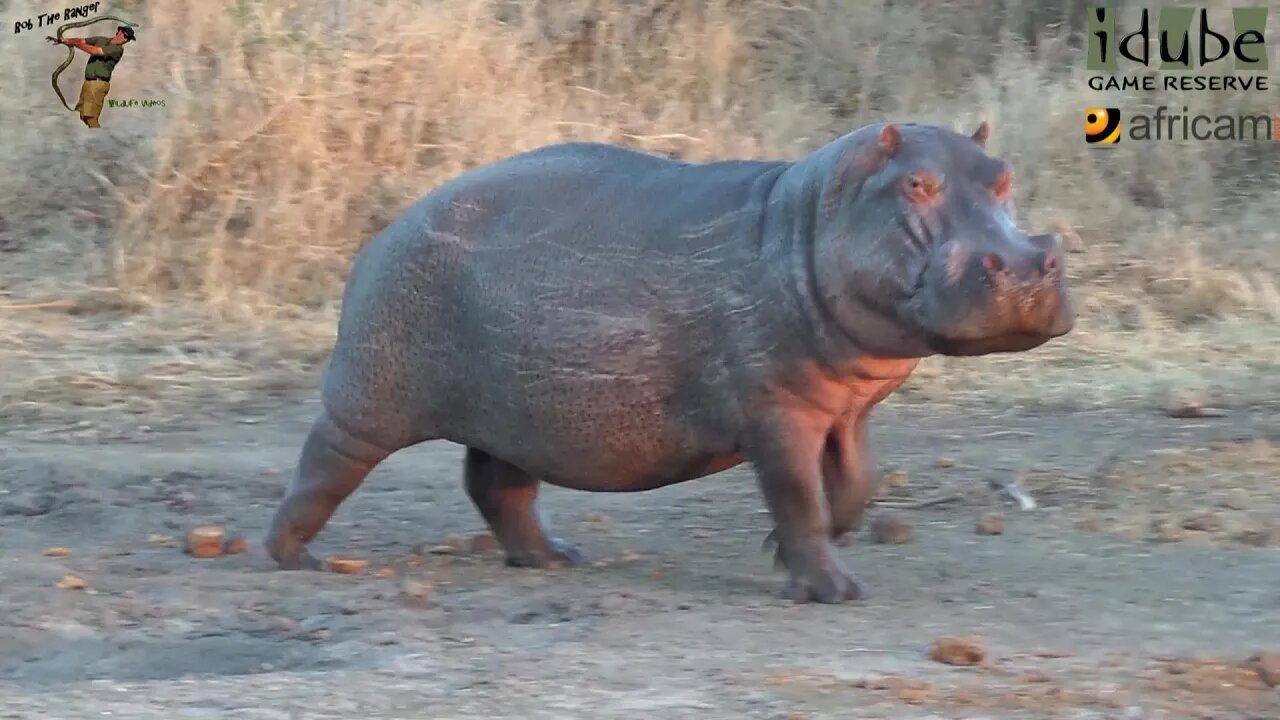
xmin=263 ymin=120 xmax=1075 ymax=603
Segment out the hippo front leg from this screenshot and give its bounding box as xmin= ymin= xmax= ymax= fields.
xmin=824 ymin=379 xmax=908 ymax=544
xmin=823 ymin=412 xmax=877 ymax=546
xmin=747 ymin=412 xmax=865 ymax=603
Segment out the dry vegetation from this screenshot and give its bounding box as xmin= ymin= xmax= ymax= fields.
xmin=1 ymin=0 xmax=1279 ymax=428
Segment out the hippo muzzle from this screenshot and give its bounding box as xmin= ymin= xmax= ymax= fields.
xmin=908 ymin=231 xmax=1076 ymax=357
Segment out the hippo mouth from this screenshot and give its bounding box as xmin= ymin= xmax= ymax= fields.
xmin=924 ymin=330 xmax=1059 ymax=356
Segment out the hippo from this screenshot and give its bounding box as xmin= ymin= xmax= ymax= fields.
xmin=262 ymin=120 xmax=1075 ymax=603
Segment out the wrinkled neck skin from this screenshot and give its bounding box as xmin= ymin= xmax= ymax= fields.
xmin=756 ymin=136 xmax=928 ymax=381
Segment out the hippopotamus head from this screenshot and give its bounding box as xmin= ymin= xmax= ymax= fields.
xmin=812 ymin=121 xmax=1076 ymax=358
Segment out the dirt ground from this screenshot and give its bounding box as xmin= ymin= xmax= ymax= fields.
xmin=1 ymin=393 xmax=1279 ymax=719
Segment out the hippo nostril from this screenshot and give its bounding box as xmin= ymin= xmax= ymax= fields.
xmin=980 ymin=254 xmax=1004 ymax=274
xmin=1042 ymin=253 xmax=1058 ymax=274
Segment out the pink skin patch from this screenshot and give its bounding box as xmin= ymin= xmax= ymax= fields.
xmin=944 ymin=242 xmax=971 ymax=287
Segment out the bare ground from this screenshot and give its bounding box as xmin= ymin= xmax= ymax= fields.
xmin=2 ymin=396 xmax=1278 ymax=719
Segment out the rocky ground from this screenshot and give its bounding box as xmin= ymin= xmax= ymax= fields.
xmin=1 ymin=397 xmax=1278 ymax=719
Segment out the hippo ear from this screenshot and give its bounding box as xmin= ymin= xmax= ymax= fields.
xmin=878 ymin=124 xmax=902 ymax=156
xmin=822 ymin=124 xmax=900 ymax=218
xmin=971 ymin=121 xmax=991 ymax=148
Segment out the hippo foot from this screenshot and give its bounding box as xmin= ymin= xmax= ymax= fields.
xmin=782 ymin=564 xmax=867 ymax=604
xmin=769 ymin=536 xmax=867 ymax=603
xmin=504 ymin=536 xmax=588 ymax=569
xmin=265 ymin=536 xmax=324 ymax=571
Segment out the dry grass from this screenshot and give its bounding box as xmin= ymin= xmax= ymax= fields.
xmin=2 ymin=0 xmax=1279 ymax=422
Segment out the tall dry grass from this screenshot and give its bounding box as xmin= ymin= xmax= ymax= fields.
xmin=1 ymin=0 xmax=1279 ymax=425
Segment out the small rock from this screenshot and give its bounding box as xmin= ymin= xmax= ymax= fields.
xmin=222 ymin=536 xmax=248 ymax=555
xmin=55 ymin=575 xmax=88 ymax=590
xmin=872 ymin=514 xmax=912 ymax=544
xmin=896 ymin=684 xmax=932 ymax=705
xmin=1233 ymin=527 xmax=1280 ymax=547
xmin=1247 ymin=651 xmax=1280 ymax=687
xmin=444 ymin=534 xmax=467 ymax=551
xmin=43 ymin=547 xmax=71 ymax=558
xmin=583 ymin=512 xmax=608 ymax=523
xmin=423 ymin=544 xmax=458 ymax=555
xmin=975 ymin=513 xmax=1005 ymax=536
xmin=376 ymin=567 xmax=396 ymax=578
xmin=934 ymin=457 xmax=957 ymax=469
xmin=325 ymin=556 xmax=368 ymax=575
xmin=269 ymin=615 xmax=300 ymax=634
xmin=1151 ymin=518 xmax=1186 ymax=543
xmin=401 ymin=578 xmax=435 ymax=607
xmin=1075 ymin=517 xmax=1104 ymax=532
xmin=185 ymin=526 xmax=225 ymax=558
xmin=1180 ymin=512 xmax=1223 ymax=532
xmin=469 ymin=533 xmax=499 ymax=553
xmin=1165 ymin=394 xmax=1227 ymax=418
xmin=929 ymin=636 xmax=986 ymax=666
xmin=1218 ymin=490 xmax=1249 ymax=511
xmin=147 ymin=534 xmax=176 ymax=547
xmin=883 ymin=470 xmax=910 ymax=488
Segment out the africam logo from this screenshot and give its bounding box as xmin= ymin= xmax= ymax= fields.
xmin=1086 ymin=106 xmax=1279 ymax=145
xmin=1085 ymin=108 xmax=1122 ymax=144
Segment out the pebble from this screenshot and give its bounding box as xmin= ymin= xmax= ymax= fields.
xmin=55 ymin=574 xmax=88 ymax=590
xmin=469 ymin=533 xmax=499 ymax=553
xmin=975 ymin=512 xmax=1005 ymax=536
xmin=929 ymin=636 xmax=986 ymax=666
xmin=872 ymin=514 xmax=912 ymax=544
xmin=1180 ymin=512 xmax=1223 ymax=532
xmin=185 ymin=526 xmax=225 ymax=558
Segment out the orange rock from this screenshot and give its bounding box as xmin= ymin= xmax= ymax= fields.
xmin=976 ymin=513 xmax=1005 ymax=536
xmin=325 ymin=556 xmax=368 ymax=575
xmin=186 ymin=526 xmax=225 ymax=558
xmin=883 ymin=470 xmax=910 ymax=488
xmin=43 ymin=547 xmax=70 ymax=558
xmin=55 ymin=574 xmax=88 ymax=590
xmin=929 ymin=636 xmax=986 ymax=666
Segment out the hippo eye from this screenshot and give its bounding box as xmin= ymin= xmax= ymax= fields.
xmin=903 ymin=172 xmax=940 ymax=204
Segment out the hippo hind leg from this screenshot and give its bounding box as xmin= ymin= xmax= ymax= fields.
xmin=464 ymin=448 xmax=587 ymax=568
xmin=264 ymin=409 xmax=399 ymax=570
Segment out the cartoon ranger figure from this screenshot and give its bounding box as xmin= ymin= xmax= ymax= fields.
xmin=46 ymin=25 xmax=136 ymax=128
